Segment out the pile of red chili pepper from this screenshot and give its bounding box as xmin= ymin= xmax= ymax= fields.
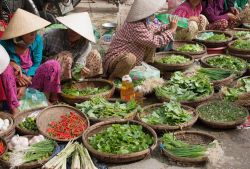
xmin=0 ymin=141 xmax=5 ymax=155
xmin=47 ymin=112 xmax=87 ymax=140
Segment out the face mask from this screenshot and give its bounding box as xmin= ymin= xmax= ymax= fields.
xmin=13 ymin=37 xmax=28 ymax=48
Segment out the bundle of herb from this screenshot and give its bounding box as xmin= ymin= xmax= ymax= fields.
xmin=88 ymin=124 xmax=154 ymax=154
xmin=233 ymin=39 xmax=250 ymax=50
xmin=155 ymin=72 xmax=213 ymax=101
xmin=206 ymin=55 xmax=247 ymax=72
xmin=159 ymin=55 xmax=190 ymax=64
xmin=19 ymin=117 xmax=38 ymax=132
xmin=162 ymin=133 xmax=207 ymax=158
xmin=72 ymin=64 xmax=84 ymax=81
xmin=197 ymin=68 xmax=232 ymax=81
xmin=76 ymin=97 xmax=138 ymax=119
xmin=141 ymin=101 xmax=192 ymax=125
xmin=176 ymin=44 xmax=203 ymax=53
xmin=197 ymin=101 xmax=248 ymax=122
xmin=206 ymin=34 xmax=228 ymax=41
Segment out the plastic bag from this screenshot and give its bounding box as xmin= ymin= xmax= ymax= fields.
xmin=18 ymin=88 xmax=48 ymax=112
xmin=129 ymin=62 xmax=160 ymax=82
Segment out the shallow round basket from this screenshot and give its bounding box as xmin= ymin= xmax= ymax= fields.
xmin=15 ymin=108 xmax=44 ymax=135
xmin=137 ymin=103 xmax=198 ymax=131
xmin=196 ymin=101 xmax=249 ymax=129
xmin=36 ymin=105 xmax=90 ymax=142
xmin=82 ymin=120 xmax=157 ymax=164
xmin=200 ymin=54 xmax=247 ymax=77
xmin=228 ymin=28 xmax=250 ymax=39
xmin=243 ymin=23 xmax=250 ymax=29
xmin=60 ymin=79 xmax=115 ymax=105
xmin=153 ymin=52 xmax=194 ymax=72
xmin=195 ymin=30 xmax=233 ymax=48
xmin=0 ymin=137 xmax=7 ymax=157
xmin=161 ymin=131 xmax=215 ymax=165
xmin=173 ymin=41 xmax=207 ymax=59
xmin=0 ymin=112 xmax=15 ymax=142
xmin=228 ymin=38 xmax=250 ymax=57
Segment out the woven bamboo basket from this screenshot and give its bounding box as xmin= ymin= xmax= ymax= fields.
xmin=15 ymin=108 xmax=45 ymax=135
xmin=228 ymin=38 xmax=250 ymax=58
xmin=228 ymin=28 xmax=250 ymax=39
xmin=36 ymin=105 xmax=90 ymax=142
xmin=60 ymin=79 xmax=115 ymax=105
xmin=0 ymin=112 xmax=15 ymax=142
xmin=173 ymin=41 xmax=207 ymax=59
xmin=196 ymin=101 xmax=249 ymax=129
xmin=153 ymin=52 xmax=194 ymax=72
xmin=161 ymin=131 xmax=215 ymax=165
xmin=137 ymin=103 xmax=198 ymax=131
xmin=200 ymin=54 xmax=247 ymax=77
xmin=195 ymin=30 xmax=233 ymax=48
xmin=0 ymin=137 xmax=7 ymax=157
xmin=82 ymin=120 xmax=157 ymax=163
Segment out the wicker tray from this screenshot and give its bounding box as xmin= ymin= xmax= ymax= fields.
xmin=196 ymin=101 xmax=249 ymax=129
xmin=161 ymin=131 xmax=215 ymax=165
xmin=227 ymin=28 xmax=250 ymax=39
xmin=172 ymin=41 xmax=207 ymax=59
xmin=228 ymin=38 xmax=250 ymax=56
xmin=0 ymin=112 xmax=15 ymax=142
xmin=82 ymin=120 xmax=157 ymax=164
xmin=36 ymin=105 xmax=90 ymax=142
xmin=153 ymin=52 xmax=194 ymax=72
xmin=60 ymin=79 xmax=115 ymax=105
xmin=195 ymin=30 xmax=233 ymax=48
xmin=137 ymin=103 xmax=198 ymax=131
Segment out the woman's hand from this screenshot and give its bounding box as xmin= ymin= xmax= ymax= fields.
xmin=227 ymin=13 xmax=239 ymax=21
xmin=230 ymin=7 xmax=239 ymax=15
xmin=169 ymin=15 xmax=179 ymax=33
xmin=10 ymin=61 xmax=22 ymax=77
xmin=81 ymin=67 xmax=90 ymax=77
xmin=17 ymin=75 xmax=32 ymax=87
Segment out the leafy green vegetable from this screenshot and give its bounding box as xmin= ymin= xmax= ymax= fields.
xmin=159 ymin=55 xmax=190 ymax=64
xmin=76 ymin=97 xmax=138 ymax=119
xmin=72 ymin=64 xmax=84 ymax=81
xmin=197 ymin=101 xmax=248 ymax=122
xmin=19 ymin=117 xmax=38 ymax=132
xmin=155 ymin=72 xmax=213 ymax=101
xmin=206 ymin=34 xmax=228 ymax=41
xmin=206 ymin=55 xmax=247 ymax=72
xmin=141 ymin=101 xmax=192 ymax=125
xmin=88 ymin=124 xmax=154 ymax=154
xmin=235 ymin=31 xmax=250 ymax=39
xmin=233 ymin=39 xmax=250 ymax=50
xmin=162 ymin=133 xmax=207 ymax=158
xmin=176 ymin=44 xmax=203 ymax=53
xmin=197 ymin=68 xmax=232 ymax=81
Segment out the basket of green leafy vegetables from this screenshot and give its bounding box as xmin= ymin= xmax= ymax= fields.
xmin=231 ymin=29 xmax=250 ymax=39
xmin=76 ymin=97 xmax=138 ymax=123
xmin=82 ymin=120 xmax=157 ymax=163
xmin=153 ymin=52 xmax=194 ymax=72
xmin=196 ymin=100 xmax=248 ymax=129
xmin=201 ymin=54 xmax=247 ymax=76
xmin=155 ymin=72 xmax=214 ymax=108
xmin=138 ymin=101 xmax=198 ymax=131
xmin=228 ymin=38 xmax=250 ymax=58
xmin=195 ymin=31 xmax=233 ymax=48
xmin=60 ymin=79 xmax=115 ymax=105
xmin=161 ymin=131 xmax=216 ymax=165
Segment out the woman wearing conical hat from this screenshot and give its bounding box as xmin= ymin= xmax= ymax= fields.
xmin=0 ymin=9 xmax=61 ymax=115
xmin=43 ymin=12 xmax=102 ymax=81
xmin=103 ymin=0 xmax=178 ymax=80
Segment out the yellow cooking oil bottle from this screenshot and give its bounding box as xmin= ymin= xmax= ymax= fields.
xmin=120 ymin=75 xmax=135 ymax=101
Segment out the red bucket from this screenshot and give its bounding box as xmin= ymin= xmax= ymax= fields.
xmin=207 ymin=46 xmax=227 ymax=55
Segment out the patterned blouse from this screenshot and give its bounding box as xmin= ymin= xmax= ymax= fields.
xmin=103 ymin=21 xmax=173 ymax=74
xmin=173 ymin=1 xmax=202 ymax=18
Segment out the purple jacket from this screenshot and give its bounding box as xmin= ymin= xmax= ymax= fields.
xmin=202 ymin=0 xmax=229 ymax=23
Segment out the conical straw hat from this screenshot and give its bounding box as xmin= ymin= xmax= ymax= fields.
xmin=0 ymin=45 xmax=10 ymax=74
xmin=1 ymin=9 xmax=51 ymax=40
xmin=126 ymin=0 xmax=165 ymax=22
xmin=56 ymin=12 xmax=96 ymax=43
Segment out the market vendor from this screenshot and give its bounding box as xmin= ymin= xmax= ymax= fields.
xmin=43 ymin=12 xmax=102 ymax=81
xmin=173 ymin=0 xmax=209 ymax=40
xmin=103 ymin=0 xmax=178 ymax=80
xmin=201 ymin=0 xmax=240 ymax=30
xmin=0 ymin=9 xmax=61 ymax=115
xmin=226 ymin=0 xmax=250 ymax=23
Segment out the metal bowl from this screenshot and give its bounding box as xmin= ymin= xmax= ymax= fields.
xmin=102 ymin=22 xmax=117 ymax=29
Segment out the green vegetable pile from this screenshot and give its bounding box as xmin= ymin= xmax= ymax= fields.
xmin=197 ymin=68 xmax=232 ymax=81
xmin=159 ymin=55 xmax=190 ymax=64
xmin=19 ymin=117 xmax=38 ymax=132
xmin=176 ymin=44 xmax=203 ymax=53
xmin=155 ymin=72 xmax=213 ymax=101
xmin=141 ymin=101 xmax=192 ymax=125
xmin=235 ymin=31 xmax=250 ymax=39
xmin=76 ymin=97 xmax=137 ymax=119
xmin=223 ymin=77 xmax=250 ymax=101
xmin=232 ymin=39 xmax=250 ymax=50
xmin=72 ymin=64 xmax=84 ymax=81
xmin=197 ymin=101 xmax=248 ymax=122
xmin=206 ymin=34 xmax=228 ymax=41
xmin=88 ymin=124 xmax=154 ymax=154
xmin=206 ymin=55 xmax=247 ymax=72
xmin=162 ymin=133 xmax=207 ymax=158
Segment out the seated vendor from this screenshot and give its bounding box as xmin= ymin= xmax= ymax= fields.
xmin=103 ymin=0 xmax=178 ymax=81
xmin=43 ymin=12 xmax=102 ymax=81
xmin=173 ymin=0 xmax=209 ymax=40
xmin=202 ymin=0 xmax=240 ymax=30
xmin=226 ymin=0 xmax=250 ymax=23
xmin=0 ymin=9 xmax=61 ymax=115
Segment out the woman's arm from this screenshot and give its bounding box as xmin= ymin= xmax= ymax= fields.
xmin=202 ymin=6 xmax=229 ymax=22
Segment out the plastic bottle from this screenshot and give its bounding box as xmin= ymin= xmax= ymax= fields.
xmin=134 ymin=86 xmax=144 ymax=106
xmin=120 ymin=75 xmax=135 ymax=101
